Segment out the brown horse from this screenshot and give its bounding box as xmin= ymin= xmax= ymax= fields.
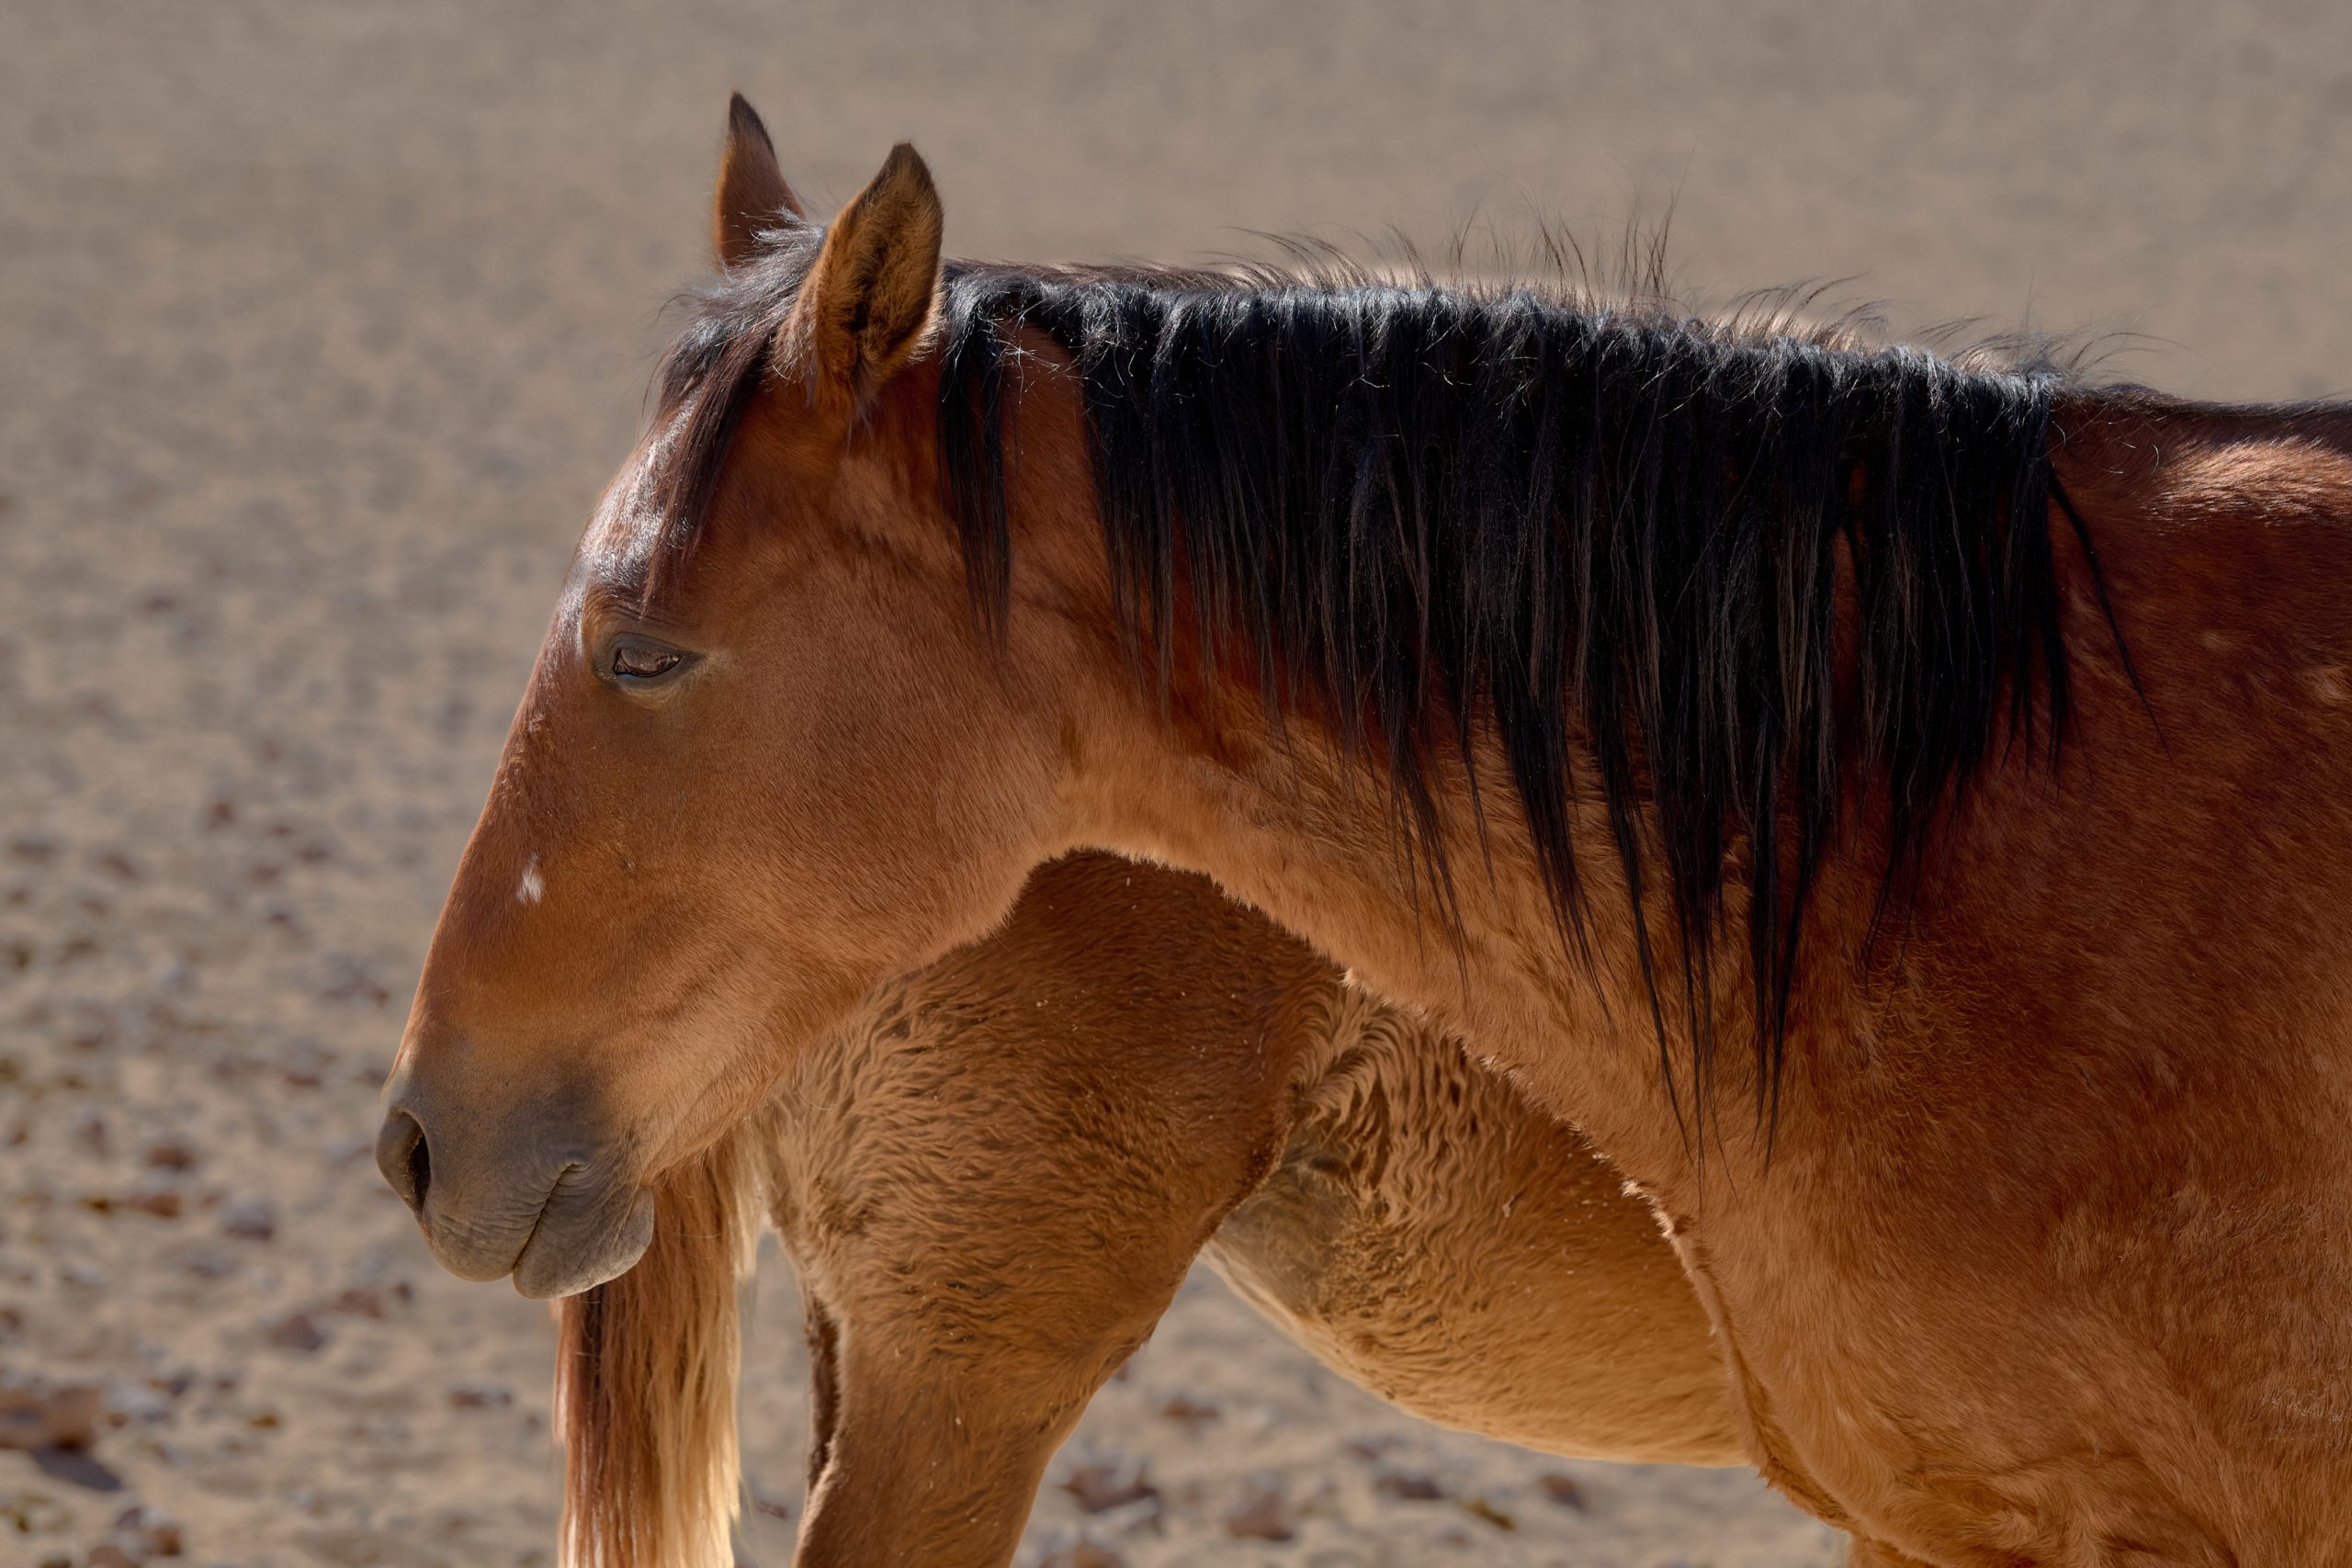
xmin=554 ymin=852 xmax=1737 ymax=1568
xmin=384 ymin=96 xmax=2352 ymax=1563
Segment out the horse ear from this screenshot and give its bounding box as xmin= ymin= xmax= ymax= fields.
xmin=783 ymin=143 xmax=943 ymax=407
xmin=713 ymin=93 xmax=803 ymax=269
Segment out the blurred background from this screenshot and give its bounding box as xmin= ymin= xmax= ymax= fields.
xmin=5 ymin=4 xmax=2348 ymax=1565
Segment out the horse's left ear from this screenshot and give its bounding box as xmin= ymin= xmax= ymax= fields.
xmin=783 ymin=143 xmax=943 ymax=410
xmin=713 ymin=93 xmax=803 ymax=269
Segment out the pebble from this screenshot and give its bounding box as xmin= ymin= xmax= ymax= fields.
xmin=1094 ymin=1491 xmax=1165 ymax=1538
xmin=1538 ymin=1471 xmax=1589 ymax=1511
xmin=2 ymin=1496 xmax=72 ymax=1536
xmin=0 ymin=1373 xmax=104 ymax=1450
xmin=103 ymin=1379 xmax=175 ymax=1426
xmin=32 ymin=1439 xmax=123 ymax=1491
xmin=447 ymin=1380 xmax=513 ymax=1410
xmin=1460 ymin=1494 xmax=1517 ymax=1531
xmin=1372 ymin=1465 xmax=1445 ymax=1502
xmin=328 ymin=1287 xmax=386 ymax=1319
xmin=1157 ymin=1392 xmax=1220 ymax=1434
xmin=1061 ymin=1456 xmax=1157 ymax=1514
xmin=106 ymin=1502 xmax=186 ymax=1560
xmin=181 ymin=1246 xmax=236 ymax=1280
xmin=141 ymin=1138 xmax=199 ymax=1172
xmin=128 ymin=1188 xmax=185 ymax=1220
xmin=74 ymin=1112 xmax=109 ymax=1156
xmin=1038 ymin=1540 xmax=1128 ymax=1568
xmin=7 ymin=831 xmax=58 ymax=864
xmin=1222 ymin=1479 xmax=1296 ymax=1543
xmin=219 ymin=1200 xmax=276 ymax=1241
xmin=265 ymin=1313 xmax=327 ymax=1353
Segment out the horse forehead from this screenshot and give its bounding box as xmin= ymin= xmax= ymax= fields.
xmin=571 ymin=425 xmax=680 ymax=599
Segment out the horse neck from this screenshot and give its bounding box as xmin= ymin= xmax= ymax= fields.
xmin=1054 ymin=671 xmax=1740 ymax=1189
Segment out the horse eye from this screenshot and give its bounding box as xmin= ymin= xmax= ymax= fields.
xmin=610 ymin=640 xmax=684 ymax=682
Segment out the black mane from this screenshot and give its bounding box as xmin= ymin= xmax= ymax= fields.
xmin=657 ymin=237 xmax=2107 ymax=1128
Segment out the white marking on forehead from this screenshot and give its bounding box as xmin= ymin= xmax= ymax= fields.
xmin=586 ymin=412 xmax=688 ymax=559
xmin=517 ymin=854 xmax=546 ymax=907
xmin=624 ymin=416 xmax=681 ymax=524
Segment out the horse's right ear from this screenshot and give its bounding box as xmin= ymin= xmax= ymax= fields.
xmin=713 ymin=93 xmax=803 ymax=269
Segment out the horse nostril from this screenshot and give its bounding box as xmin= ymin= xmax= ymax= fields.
xmin=376 ymin=1108 xmax=432 ymax=1215
xmin=407 ymin=1129 xmax=432 ymax=1212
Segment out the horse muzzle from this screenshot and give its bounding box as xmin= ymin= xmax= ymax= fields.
xmin=375 ymin=1065 xmax=656 ymax=1298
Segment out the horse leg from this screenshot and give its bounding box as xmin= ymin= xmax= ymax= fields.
xmin=800 ymin=1293 xmax=842 ymax=1497
xmin=786 ymin=1316 xmax=1143 ymax=1568
xmin=758 ymin=858 xmax=1334 ymax=1564
xmin=790 ymin=1280 xmax=1125 ymax=1565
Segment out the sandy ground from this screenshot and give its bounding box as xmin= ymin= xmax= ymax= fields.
xmin=6 ymin=4 xmax=2350 ymax=1564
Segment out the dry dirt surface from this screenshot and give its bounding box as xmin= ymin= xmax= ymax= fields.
xmin=6 ymin=5 xmax=2349 ymax=1565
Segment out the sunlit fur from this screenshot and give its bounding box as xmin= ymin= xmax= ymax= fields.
xmin=394 ymin=101 xmax=2352 ymax=1565
xmin=555 ymin=855 xmax=1739 ymax=1568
